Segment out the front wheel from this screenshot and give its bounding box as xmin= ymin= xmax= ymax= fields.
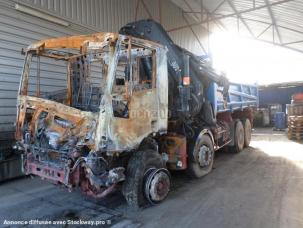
xmin=122 ymin=149 xmax=171 ymax=208
xmin=187 ymin=134 xmax=214 ymax=178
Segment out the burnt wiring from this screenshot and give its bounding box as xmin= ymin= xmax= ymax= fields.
xmin=70 ymin=155 xmax=109 ymax=173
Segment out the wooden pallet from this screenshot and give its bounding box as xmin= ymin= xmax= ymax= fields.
xmin=288 ymin=125 xmax=303 ymax=130
xmin=288 ymin=132 xmax=303 ymax=139
xmin=287 ymin=115 xmax=303 ymax=141
xmin=288 ymin=123 xmax=303 ymax=128
xmin=288 ymin=115 xmax=303 ymax=120
xmin=287 ymin=105 xmax=303 ymax=116
xmin=288 ymin=133 xmax=303 ymax=141
xmin=288 ymin=129 xmax=303 ymax=134
xmin=288 ymin=117 xmax=303 ymax=126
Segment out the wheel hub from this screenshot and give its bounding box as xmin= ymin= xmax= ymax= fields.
xmin=198 ymin=145 xmax=212 ymax=167
xmin=144 ymin=168 xmax=171 ymax=205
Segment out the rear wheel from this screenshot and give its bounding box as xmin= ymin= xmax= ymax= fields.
xmin=243 ymin=118 xmax=252 ymax=147
xmin=122 ymin=149 xmax=170 ymax=208
xmin=187 ymin=134 xmax=214 ymax=178
xmin=232 ymin=120 xmax=245 ymax=153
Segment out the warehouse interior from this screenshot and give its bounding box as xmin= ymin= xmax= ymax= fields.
xmin=0 ymin=0 xmax=303 ymax=227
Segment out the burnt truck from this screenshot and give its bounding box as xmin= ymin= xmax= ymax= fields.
xmin=15 ymin=20 xmax=258 ymax=208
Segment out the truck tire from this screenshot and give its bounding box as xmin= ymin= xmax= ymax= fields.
xmin=232 ymin=120 xmax=245 ymax=153
xmin=243 ymin=118 xmax=252 ymax=147
xmin=187 ymin=134 xmax=214 ymax=178
xmin=122 ymin=149 xmax=170 ymax=209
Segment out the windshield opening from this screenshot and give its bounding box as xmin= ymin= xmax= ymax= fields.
xmin=21 ymin=47 xmax=109 ymax=112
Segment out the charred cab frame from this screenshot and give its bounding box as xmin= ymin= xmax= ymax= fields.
xmin=16 ymin=33 xmax=169 ymax=200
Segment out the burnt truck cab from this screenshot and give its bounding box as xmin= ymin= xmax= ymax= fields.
xmin=16 ymin=33 xmax=169 ymax=200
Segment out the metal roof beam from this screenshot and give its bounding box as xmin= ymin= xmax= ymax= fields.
xmin=227 ymin=0 xmax=255 ymax=37
xmin=182 ymin=12 xmax=207 ymax=53
xmin=251 ymin=37 xmax=303 ymax=54
xmin=135 ymin=0 xmax=140 ymax=20
xmin=168 ymin=0 xmax=303 ymax=55
xmin=141 ymin=0 xmax=153 ymax=20
xmin=168 ymin=0 xmax=295 ymax=32
xmin=219 ymin=15 xmax=303 ymax=49
xmin=282 ymin=40 xmax=303 ymax=46
xmin=159 ymin=0 xmax=162 ymax=24
xmin=200 ymin=0 xmax=203 ymax=22
xmin=264 ymin=0 xmax=282 ymax=44
xmin=211 ymin=0 xmax=226 ymax=14
xmin=183 ymin=0 xmax=227 ymax=15
xmin=183 ymin=0 xmax=200 ymax=21
xmin=228 ymin=16 xmax=303 ymax=35
xmin=257 ymin=24 xmax=272 ymax=38
xmin=182 ymin=0 xmax=227 ymax=31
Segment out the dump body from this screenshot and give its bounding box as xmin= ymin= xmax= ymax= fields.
xmin=207 ymin=82 xmax=258 ymax=116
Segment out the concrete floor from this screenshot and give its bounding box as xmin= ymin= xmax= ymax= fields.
xmin=1 ymin=128 xmax=303 ymax=228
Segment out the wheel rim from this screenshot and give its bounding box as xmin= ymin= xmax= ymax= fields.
xmin=144 ymin=168 xmax=171 ymax=204
xmin=198 ymin=145 xmax=212 ymax=167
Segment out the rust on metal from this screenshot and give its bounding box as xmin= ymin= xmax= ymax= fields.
xmin=160 ymin=134 xmax=187 ymax=170
xmin=16 ymin=32 xmax=168 ymax=197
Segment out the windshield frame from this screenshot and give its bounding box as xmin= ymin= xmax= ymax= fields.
xmin=19 ymin=46 xmax=112 ymax=111
xmin=19 ymin=34 xmax=164 ymax=112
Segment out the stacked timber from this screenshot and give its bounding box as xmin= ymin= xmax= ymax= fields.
xmin=287 ymin=104 xmax=303 ymax=116
xmin=287 ymin=93 xmax=303 ymax=141
xmin=288 ymin=116 xmax=303 ymax=140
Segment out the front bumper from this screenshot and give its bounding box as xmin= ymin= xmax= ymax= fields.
xmin=24 ymin=159 xmax=66 ymax=184
xmin=22 ymin=152 xmax=125 ymax=198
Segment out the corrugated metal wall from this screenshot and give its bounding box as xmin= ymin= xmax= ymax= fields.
xmin=0 ymin=0 xmax=207 ymax=151
xmin=20 ymin=0 xmax=135 ymax=32
xmin=19 ymin=0 xmax=206 ymax=53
